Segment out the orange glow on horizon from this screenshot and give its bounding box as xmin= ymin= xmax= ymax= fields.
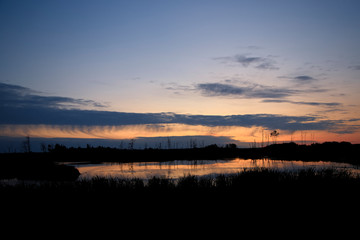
xmin=0 ymin=124 xmax=359 ymax=144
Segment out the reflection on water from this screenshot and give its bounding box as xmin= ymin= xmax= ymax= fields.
xmin=73 ymin=158 xmax=360 ymax=180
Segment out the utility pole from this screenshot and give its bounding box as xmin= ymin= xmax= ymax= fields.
xmin=22 ymin=136 xmax=31 ymax=153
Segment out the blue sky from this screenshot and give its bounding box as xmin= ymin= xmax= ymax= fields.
xmin=1 ymin=0 xmax=360 ymax=149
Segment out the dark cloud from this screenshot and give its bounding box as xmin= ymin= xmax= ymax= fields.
xmin=234 ymin=55 xmax=263 ymax=67
xmin=347 ymin=118 xmax=360 ymax=122
xmin=0 ymin=105 xmax=347 ymax=132
xmin=215 ymin=54 xmax=279 ymax=70
xmin=279 ymin=75 xmax=318 ymax=84
xmin=196 ymin=83 xmax=296 ymax=99
xmin=294 ymin=75 xmax=316 ymax=82
xmin=262 ymin=99 xmax=341 ymax=107
xmin=0 ymin=82 xmax=352 ymax=133
xmin=348 ymin=65 xmax=360 ymax=70
xmin=174 ymin=114 xmax=325 ymax=131
xmin=197 ymin=83 xmax=245 ymax=96
xmin=0 ymin=82 xmax=107 ymax=109
xmin=255 ymin=61 xmax=279 ymax=70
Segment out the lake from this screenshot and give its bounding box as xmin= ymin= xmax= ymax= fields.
xmin=72 ymin=158 xmax=360 ymax=180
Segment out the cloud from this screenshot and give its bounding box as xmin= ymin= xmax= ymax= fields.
xmin=214 ymin=54 xmax=279 ymax=70
xmin=0 ymin=82 xmax=107 ymax=109
xmin=196 ymin=83 xmax=296 ymax=99
xmin=262 ymin=99 xmax=341 ymax=107
xmin=0 ymin=82 xmax=353 ymax=133
xmin=293 ymin=75 xmax=316 ymax=82
xmin=348 ymin=65 xmax=360 ymax=70
xmin=0 ymin=104 xmax=347 ymax=132
xmin=255 ymin=61 xmax=279 ymax=70
xmin=279 ymin=75 xmax=319 ymax=84
xmin=234 ymin=55 xmax=263 ymax=67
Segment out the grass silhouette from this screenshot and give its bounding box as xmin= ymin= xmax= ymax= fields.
xmin=2 ymin=168 xmax=358 ymax=199
xmin=1 ymin=142 xmax=359 ymax=215
xmin=2 ymin=167 xmax=359 ymax=222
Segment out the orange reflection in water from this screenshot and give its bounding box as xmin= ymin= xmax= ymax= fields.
xmin=74 ymin=158 xmax=359 ymax=180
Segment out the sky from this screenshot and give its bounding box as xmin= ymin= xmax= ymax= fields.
xmin=1 ymin=0 xmax=360 ymax=151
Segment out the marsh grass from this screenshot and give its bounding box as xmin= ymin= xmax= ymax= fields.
xmin=2 ymin=167 xmax=358 ymax=196
xmin=2 ymin=168 xmax=359 ymax=221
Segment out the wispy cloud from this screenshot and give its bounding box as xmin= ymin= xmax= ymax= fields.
xmin=279 ymin=75 xmax=318 ymax=84
xmin=0 ymin=82 xmax=107 ymax=109
xmin=196 ymin=82 xmax=297 ymax=99
xmin=348 ymin=65 xmax=360 ymax=70
xmin=293 ymin=75 xmax=317 ymax=82
xmin=262 ymin=99 xmax=341 ymax=107
xmin=234 ymin=55 xmax=264 ymax=67
xmin=168 ymin=81 xmax=331 ymax=104
xmin=214 ymin=54 xmax=279 ymax=70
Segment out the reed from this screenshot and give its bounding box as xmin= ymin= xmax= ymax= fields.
xmin=2 ymin=167 xmax=358 ymax=194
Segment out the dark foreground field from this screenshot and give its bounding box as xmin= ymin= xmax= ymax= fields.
xmin=1 ymin=142 xmax=360 ymax=222
xmin=2 ymin=167 xmax=359 ymax=229
xmin=2 ymin=168 xmax=359 ymax=203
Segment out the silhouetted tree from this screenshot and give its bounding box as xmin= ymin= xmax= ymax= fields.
xmin=225 ymin=143 xmax=237 ymax=149
xmin=40 ymin=142 xmax=47 ymax=153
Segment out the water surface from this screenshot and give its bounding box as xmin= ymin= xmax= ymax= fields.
xmin=73 ymin=158 xmax=360 ymax=180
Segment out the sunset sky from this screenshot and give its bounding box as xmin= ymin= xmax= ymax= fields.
xmin=1 ymin=0 xmax=360 ymax=151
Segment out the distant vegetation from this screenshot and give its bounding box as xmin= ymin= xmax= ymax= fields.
xmin=13 ymin=141 xmax=360 ymax=164
xmin=263 ymin=141 xmax=360 ymax=164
